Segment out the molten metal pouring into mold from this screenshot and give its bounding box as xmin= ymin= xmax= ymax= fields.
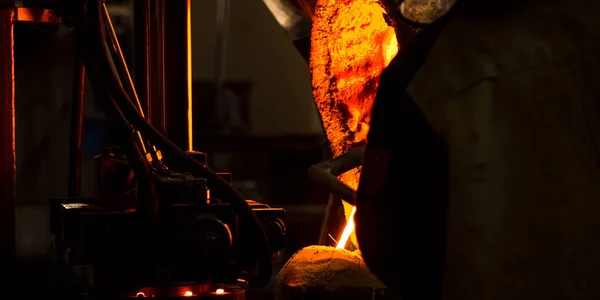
xmin=308 ymin=0 xmax=399 ymax=249
xmin=0 ymin=0 xmax=445 ymax=298
xmin=278 ymin=1 xmax=450 ymax=298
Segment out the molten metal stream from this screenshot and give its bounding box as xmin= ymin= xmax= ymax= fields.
xmin=336 ymin=206 xmax=356 ymax=249
xmin=310 ymin=0 xmax=398 ymax=249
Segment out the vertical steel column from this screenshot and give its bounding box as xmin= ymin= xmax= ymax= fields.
xmin=68 ymin=57 xmax=86 ymax=198
xmin=163 ymin=0 xmax=193 ymax=151
xmin=135 ymin=0 xmax=170 ymax=135
xmin=0 ymin=3 xmax=16 ymax=283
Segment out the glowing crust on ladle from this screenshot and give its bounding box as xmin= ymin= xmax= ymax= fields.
xmin=310 ymin=0 xmax=398 ymax=248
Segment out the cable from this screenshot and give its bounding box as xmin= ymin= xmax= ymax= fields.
xmin=74 ymin=0 xmax=160 ymax=241
xmin=79 ymin=2 xmax=163 ymax=278
xmin=106 ymin=95 xmax=159 ymax=229
xmin=102 ymin=3 xmax=160 ymax=162
xmin=101 ymin=3 xmax=144 ymax=116
xmin=76 ymin=0 xmax=273 ymax=287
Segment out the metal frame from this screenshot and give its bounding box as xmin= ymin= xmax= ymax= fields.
xmin=163 ymin=0 xmax=192 ymax=151
xmin=134 ymin=0 xmax=167 ymax=134
xmin=68 ymin=56 xmax=86 ymax=197
xmin=0 ymin=2 xmax=16 ymax=282
xmin=134 ymin=0 xmax=192 ymax=151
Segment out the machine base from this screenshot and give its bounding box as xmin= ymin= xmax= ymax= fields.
xmin=121 ymin=283 xmax=245 ymax=300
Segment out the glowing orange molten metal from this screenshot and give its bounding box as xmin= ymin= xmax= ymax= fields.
xmin=310 ymin=0 xmax=398 ymax=249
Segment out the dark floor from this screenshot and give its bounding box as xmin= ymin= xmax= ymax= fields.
xmin=13 ymin=204 xmax=329 ymax=300
xmin=14 ymin=253 xmax=281 ymax=299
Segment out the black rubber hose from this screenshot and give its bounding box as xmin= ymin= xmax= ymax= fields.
xmin=106 ymin=97 xmax=160 ymax=228
xmin=102 ymin=5 xmax=160 ymax=163
xmin=78 ymin=0 xmax=272 ymax=287
xmin=74 ymin=1 xmax=159 ymax=229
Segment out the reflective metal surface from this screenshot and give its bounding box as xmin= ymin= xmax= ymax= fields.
xmin=15 ymin=7 xmax=59 ymax=23
xmin=261 ymin=0 xmax=311 ymax=40
xmin=0 ymin=5 xmax=16 ymax=285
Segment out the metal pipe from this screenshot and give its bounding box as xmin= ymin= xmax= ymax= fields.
xmin=103 ymin=3 xmax=144 ymax=116
xmin=134 ymin=0 xmax=167 ymax=135
xmin=103 ymin=3 xmax=149 ymax=156
xmin=310 ymin=146 xmax=364 ymax=245
xmin=152 ymin=0 xmax=167 ymax=134
xmin=0 ymin=4 xmax=16 ymax=282
xmin=308 ymin=145 xmax=364 ymax=203
xmin=68 ymin=56 xmax=86 ymax=198
xmin=185 ymin=0 xmax=193 ymax=151
xmin=163 ymin=0 xmax=192 ymax=151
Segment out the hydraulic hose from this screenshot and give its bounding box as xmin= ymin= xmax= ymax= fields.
xmin=76 ymin=0 xmax=273 ymax=287
xmin=73 ymin=0 xmax=160 ymax=256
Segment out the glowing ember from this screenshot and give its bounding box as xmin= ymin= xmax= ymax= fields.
xmin=215 ymin=289 xmax=225 ymax=294
xmin=310 ymin=0 xmax=398 ymax=249
xmin=183 ymin=290 xmax=193 ymax=297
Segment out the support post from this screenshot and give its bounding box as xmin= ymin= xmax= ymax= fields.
xmin=0 ymin=4 xmax=16 ymax=286
xmin=163 ymin=0 xmax=192 ymax=151
xmin=68 ymin=56 xmax=85 ymax=197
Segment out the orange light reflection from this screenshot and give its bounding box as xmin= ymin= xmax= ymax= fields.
xmin=186 ymin=0 xmax=194 ymax=152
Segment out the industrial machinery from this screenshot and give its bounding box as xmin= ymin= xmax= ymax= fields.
xmin=0 ymin=0 xmax=285 ymax=298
